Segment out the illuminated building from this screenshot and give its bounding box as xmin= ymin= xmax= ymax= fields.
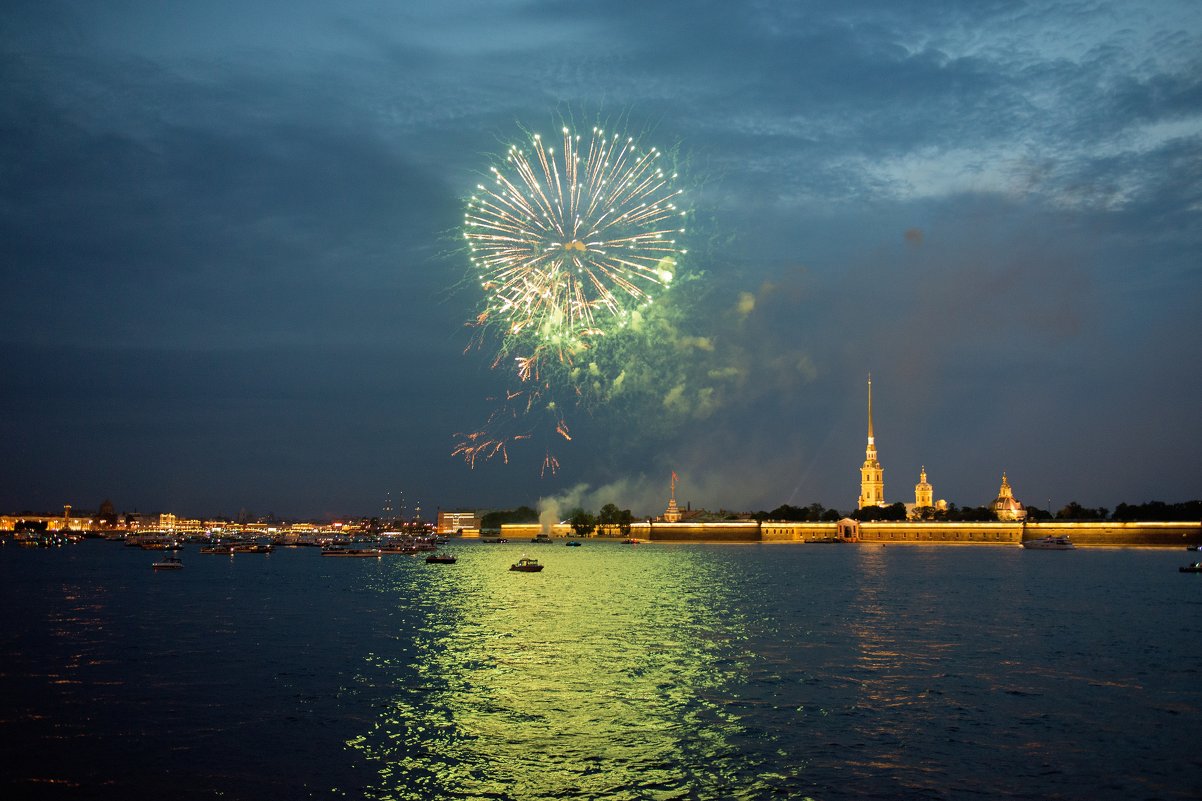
xmin=992 ymin=473 xmax=1027 ymax=521
xmin=437 ymin=511 xmax=479 ymax=536
xmin=858 ymin=376 xmax=885 ymax=509
xmin=914 ymin=467 xmax=933 ymax=509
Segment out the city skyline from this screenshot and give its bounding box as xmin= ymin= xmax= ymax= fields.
xmin=2 ymin=2 xmax=1199 ymax=519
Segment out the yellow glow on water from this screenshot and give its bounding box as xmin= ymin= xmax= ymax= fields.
xmin=347 ymin=544 xmax=753 ymax=799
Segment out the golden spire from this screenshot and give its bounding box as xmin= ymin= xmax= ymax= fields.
xmin=867 ymin=374 xmax=874 ymax=443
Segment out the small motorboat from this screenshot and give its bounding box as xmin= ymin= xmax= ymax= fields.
xmin=1179 ymin=562 xmax=1202 ymax=573
xmin=621 ymin=538 xmax=640 ymax=545
xmin=1187 ymin=545 xmax=1202 ymax=552
xmin=1022 ymin=535 xmax=1075 ymax=550
xmin=565 ymin=540 xmax=582 ymax=547
xmin=152 ymin=555 xmax=183 ymax=571
xmin=425 ymin=553 xmax=457 ymax=564
xmin=510 ymin=557 xmax=544 ymax=572
xmin=531 ymin=534 xmax=553 ymax=544
xmin=480 ymin=537 xmax=508 ymax=544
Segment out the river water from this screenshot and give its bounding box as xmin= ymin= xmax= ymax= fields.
xmin=1 ymin=540 xmax=1200 ymax=800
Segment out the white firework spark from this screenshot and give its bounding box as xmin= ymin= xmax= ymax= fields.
xmin=465 ymin=126 xmax=687 ymax=352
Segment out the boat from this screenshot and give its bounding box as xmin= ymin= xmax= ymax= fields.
xmin=510 ymin=557 xmax=544 ymax=572
xmin=425 ymin=553 xmax=457 ymax=564
xmin=378 ymin=544 xmax=418 ymax=554
xmin=565 ymin=540 xmax=582 ymax=547
xmin=1180 ymin=563 xmax=1202 ymax=573
xmin=531 ymin=534 xmax=553 ymax=544
xmin=1187 ymin=545 xmax=1202 ymax=552
xmin=152 ymin=555 xmax=184 ymax=570
xmin=231 ymin=543 xmax=273 ymax=554
xmin=321 ymin=547 xmax=382 ymax=558
xmin=1022 ymin=535 xmax=1075 ymax=550
xmin=480 ymin=537 xmax=508 ymax=544
xmin=200 ymin=544 xmax=235 ymax=554
xmin=621 ymin=538 xmax=640 ymax=545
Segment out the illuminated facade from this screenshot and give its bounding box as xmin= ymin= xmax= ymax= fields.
xmin=858 ymin=376 xmax=885 ymax=509
xmin=914 ymin=467 xmax=933 ymax=509
xmin=992 ymin=473 xmax=1027 ymax=521
xmin=437 ymin=511 xmax=479 ymax=536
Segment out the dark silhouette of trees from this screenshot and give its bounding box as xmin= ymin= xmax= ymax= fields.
xmin=480 ymin=506 xmax=539 ymax=531
xmin=852 ymin=502 xmax=907 ymax=522
xmin=1112 ymin=500 xmax=1202 ymax=521
xmin=567 ymin=507 xmax=597 ymax=537
xmin=1055 ymin=502 xmax=1109 ymax=521
xmin=754 ymin=502 xmax=835 ymax=522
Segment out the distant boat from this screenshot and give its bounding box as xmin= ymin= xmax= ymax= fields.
xmin=200 ymin=544 xmax=235 ymax=555
xmin=480 ymin=537 xmax=508 ymax=544
xmin=1187 ymin=545 xmax=1202 ymax=552
xmin=531 ymin=534 xmax=553 ymax=544
xmin=1022 ymin=535 xmax=1075 ymax=550
xmin=321 ymin=547 xmax=382 ymax=558
xmin=621 ymin=538 xmax=640 ymax=545
xmin=1180 ymin=562 xmax=1202 ymax=573
xmin=565 ymin=540 xmax=582 ymax=547
xmin=425 ymin=553 xmax=457 ymax=564
xmin=152 ymin=555 xmax=183 ymax=571
xmin=231 ymin=543 xmax=273 ymax=554
xmin=510 ymin=557 xmax=544 ymax=572
xmin=378 ymin=544 xmax=418 ymax=555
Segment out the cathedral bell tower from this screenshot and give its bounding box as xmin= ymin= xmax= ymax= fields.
xmin=915 ymin=466 xmax=933 ymax=509
xmin=858 ymin=375 xmax=886 ymax=509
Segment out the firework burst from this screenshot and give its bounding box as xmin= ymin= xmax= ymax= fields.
xmin=456 ymin=124 xmax=690 ymax=472
xmin=465 ymin=126 xmax=687 ymax=357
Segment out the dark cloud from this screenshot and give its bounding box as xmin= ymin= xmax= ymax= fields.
xmin=1 ymin=0 xmax=1199 ymax=517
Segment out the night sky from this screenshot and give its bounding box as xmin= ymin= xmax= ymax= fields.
xmin=3 ymin=1 xmax=1199 ymax=520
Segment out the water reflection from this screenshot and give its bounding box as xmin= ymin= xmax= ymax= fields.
xmin=347 ymin=543 xmax=756 ymax=799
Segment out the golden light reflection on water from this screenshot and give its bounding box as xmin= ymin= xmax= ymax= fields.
xmin=347 ymin=544 xmax=756 ymax=800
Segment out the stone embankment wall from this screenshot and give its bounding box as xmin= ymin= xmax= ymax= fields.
xmin=1022 ymin=521 xmax=1200 ymax=547
xmin=859 ymin=522 xmax=1022 ymax=544
xmin=643 ymin=522 xmax=761 ymax=542
xmin=502 ymin=520 xmax=1202 ymax=546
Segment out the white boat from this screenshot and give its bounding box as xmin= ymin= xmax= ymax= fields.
xmin=1022 ymin=535 xmax=1075 ymax=550
xmin=152 ymin=555 xmax=184 ymax=570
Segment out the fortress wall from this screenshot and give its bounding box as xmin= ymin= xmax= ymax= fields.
xmin=501 ymin=520 xmax=1202 ymax=546
xmin=859 ymin=522 xmax=1023 ymax=544
xmin=761 ymin=523 xmax=836 ymax=542
xmin=1023 ymin=521 xmax=1202 ymax=547
xmin=647 ymin=522 xmax=761 ymax=542
xmin=502 ymin=523 xmax=572 ymax=538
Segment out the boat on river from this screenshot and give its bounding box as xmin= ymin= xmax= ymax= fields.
xmin=565 ymin=540 xmax=582 ymax=547
xmin=200 ymin=544 xmax=235 ymax=554
xmin=1180 ymin=562 xmax=1202 ymax=573
xmin=510 ymin=557 xmax=544 ymax=572
xmin=231 ymin=543 xmax=273 ymax=554
xmin=321 ymin=547 xmax=382 ymax=558
xmin=425 ymin=553 xmax=457 ymax=564
xmin=152 ymin=555 xmax=183 ymax=570
xmin=1022 ymin=535 xmax=1075 ymax=550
